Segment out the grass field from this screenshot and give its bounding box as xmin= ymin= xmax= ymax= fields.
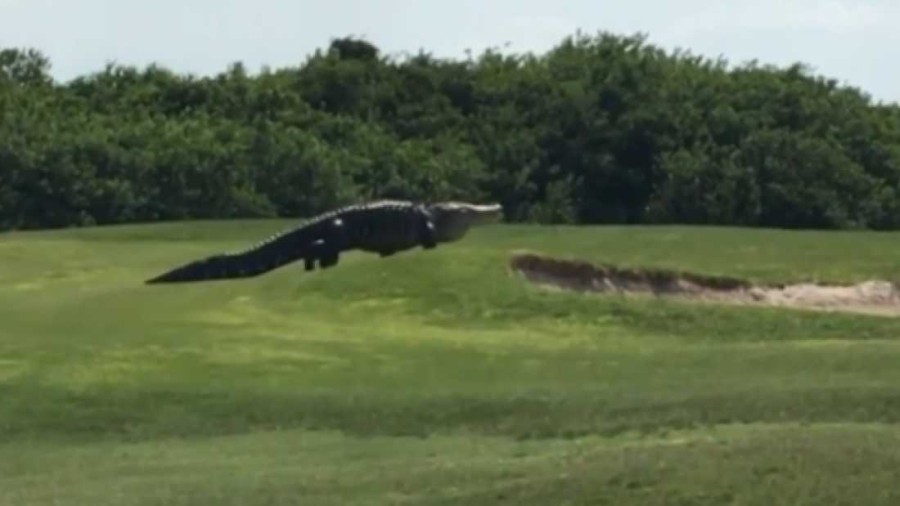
xmin=3 ymin=221 xmax=900 ymax=504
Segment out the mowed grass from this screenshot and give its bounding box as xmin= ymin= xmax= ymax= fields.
xmin=3 ymin=221 xmax=900 ymax=504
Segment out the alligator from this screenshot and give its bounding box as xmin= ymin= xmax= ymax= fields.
xmin=145 ymin=200 xmax=503 ymax=284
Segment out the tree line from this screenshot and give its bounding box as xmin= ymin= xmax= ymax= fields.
xmin=2 ymin=31 xmax=900 ymax=231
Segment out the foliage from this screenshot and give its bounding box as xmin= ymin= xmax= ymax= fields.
xmin=2 ymin=32 xmax=900 ymax=230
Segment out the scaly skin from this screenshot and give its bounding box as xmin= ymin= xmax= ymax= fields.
xmin=145 ymin=200 xmax=503 ymax=283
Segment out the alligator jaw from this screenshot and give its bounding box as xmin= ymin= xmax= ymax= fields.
xmin=428 ymin=201 xmax=503 ymax=243
xmin=467 ymin=203 xmax=503 ymax=224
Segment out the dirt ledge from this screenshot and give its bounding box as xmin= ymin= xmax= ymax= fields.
xmin=509 ymin=251 xmax=900 ymax=317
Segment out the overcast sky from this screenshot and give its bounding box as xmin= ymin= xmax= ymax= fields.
xmin=1 ymin=0 xmax=897 ymax=104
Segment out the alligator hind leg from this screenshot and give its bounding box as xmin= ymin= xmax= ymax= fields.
xmin=418 ymin=217 xmax=437 ymax=250
xmin=318 ymin=218 xmax=347 ymax=269
xmin=304 ymin=239 xmax=339 ymax=270
xmin=304 ymin=241 xmax=324 ymax=271
xmin=319 ymin=246 xmax=340 ymax=268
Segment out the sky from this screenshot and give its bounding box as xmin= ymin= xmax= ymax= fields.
xmin=1 ymin=0 xmax=898 ymax=104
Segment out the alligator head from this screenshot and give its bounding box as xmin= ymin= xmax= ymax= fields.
xmin=427 ymin=201 xmax=503 ymax=243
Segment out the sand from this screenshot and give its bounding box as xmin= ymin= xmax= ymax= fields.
xmin=508 ymin=251 xmax=900 ymax=317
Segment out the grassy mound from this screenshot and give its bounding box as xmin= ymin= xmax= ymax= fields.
xmin=3 ymin=222 xmax=900 ymax=504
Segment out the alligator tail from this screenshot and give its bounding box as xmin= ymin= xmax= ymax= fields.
xmin=145 ymin=222 xmax=320 ymax=284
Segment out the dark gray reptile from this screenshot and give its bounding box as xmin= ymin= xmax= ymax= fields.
xmin=145 ymin=200 xmax=503 ymax=283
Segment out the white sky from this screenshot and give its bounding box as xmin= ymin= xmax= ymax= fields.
xmin=1 ymin=0 xmax=897 ymax=104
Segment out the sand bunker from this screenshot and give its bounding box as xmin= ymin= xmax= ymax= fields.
xmin=509 ymin=252 xmax=900 ymax=317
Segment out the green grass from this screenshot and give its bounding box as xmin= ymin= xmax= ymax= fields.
xmin=3 ymin=221 xmax=900 ymax=504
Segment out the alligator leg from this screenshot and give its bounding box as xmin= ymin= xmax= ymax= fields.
xmin=318 ymin=218 xmax=347 ymax=269
xmin=319 ymin=246 xmax=340 ymax=268
xmin=418 ymin=216 xmax=437 ymax=250
xmin=304 ymin=245 xmax=320 ymax=271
